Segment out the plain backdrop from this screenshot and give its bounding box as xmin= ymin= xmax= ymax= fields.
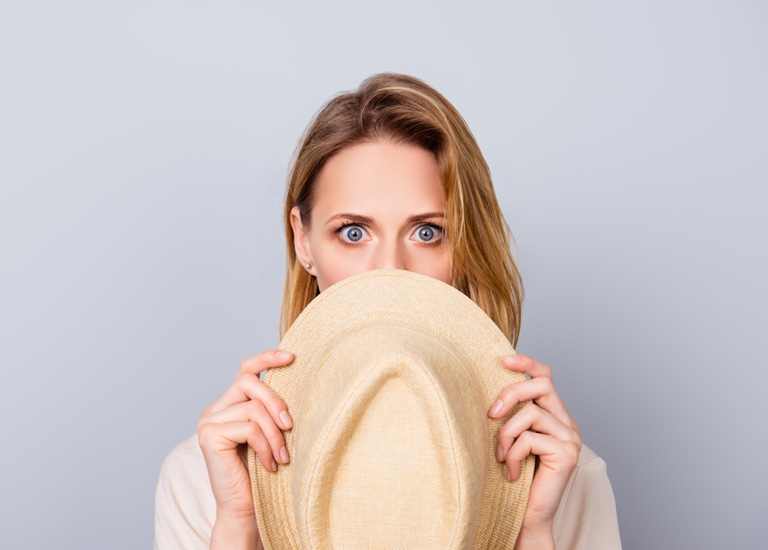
xmin=1 ymin=1 xmax=766 ymax=548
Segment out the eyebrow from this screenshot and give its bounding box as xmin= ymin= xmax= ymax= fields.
xmin=408 ymin=212 xmax=446 ymax=223
xmin=325 ymin=212 xmax=446 ymax=225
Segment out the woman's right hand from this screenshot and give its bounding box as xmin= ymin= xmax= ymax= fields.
xmin=197 ymin=350 xmax=294 ymax=541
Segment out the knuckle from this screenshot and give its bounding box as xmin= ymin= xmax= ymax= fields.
xmin=570 ymin=419 xmax=581 ymax=436
xmin=196 ymin=424 xmax=215 ymax=448
xmin=497 ymin=423 xmax=514 ymax=444
xmin=572 ymin=430 xmax=583 ymax=449
xmin=565 ymin=441 xmax=580 ymax=465
xmin=263 ymin=392 xmax=286 ymax=411
xmin=505 ymin=440 xmax=523 ymax=462
xmin=516 ymin=430 xmax=533 ymax=447
xmin=539 ymin=376 xmax=554 ymax=394
xmin=254 ymin=438 xmax=271 ymax=456
xmin=503 ymin=445 xmax=515 ymax=462
xmin=263 ymin=417 xmax=284 ymax=439
xmin=239 ymin=352 xmax=269 ymax=373
xmin=252 ymin=405 xmax=279 ymax=435
xmin=236 ymin=371 xmax=260 ymax=388
xmin=238 ymin=357 xmax=254 ymax=373
xmin=249 ymin=399 xmax=267 ymax=416
xmin=521 ymin=402 xmax=539 ymax=419
xmin=500 ymin=385 xmax=517 ymax=402
xmin=541 ymin=363 xmax=553 ymax=379
xmin=269 ymin=433 xmax=286 ymax=449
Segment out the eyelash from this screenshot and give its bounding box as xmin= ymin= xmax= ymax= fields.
xmin=411 ymin=223 xmax=444 ymax=244
xmin=333 ymin=223 xmax=367 ymax=246
xmin=333 ymin=222 xmax=445 ymax=246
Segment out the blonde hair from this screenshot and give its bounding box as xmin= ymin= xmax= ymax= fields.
xmin=280 ymin=73 xmax=524 ymax=345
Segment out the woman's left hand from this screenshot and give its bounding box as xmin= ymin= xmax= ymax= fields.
xmin=488 ymin=354 xmax=582 ymax=549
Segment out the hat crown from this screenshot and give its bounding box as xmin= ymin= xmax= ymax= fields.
xmin=250 ymin=270 xmax=534 ymax=549
xmin=294 ymin=328 xmax=487 ymax=549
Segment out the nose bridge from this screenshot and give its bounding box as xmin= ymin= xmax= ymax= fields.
xmin=375 ymin=236 xmax=406 ymax=270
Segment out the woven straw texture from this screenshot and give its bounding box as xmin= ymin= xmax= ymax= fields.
xmin=248 ymin=270 xmax=534 ymax=549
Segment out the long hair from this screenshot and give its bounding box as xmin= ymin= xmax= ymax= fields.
xmin=280 ymin=73 xmax=524 ymax=345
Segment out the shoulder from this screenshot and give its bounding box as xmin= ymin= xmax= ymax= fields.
xmin=552 ymin=443 xmax=622 ymax=550
xmin=158 ymin=434 xmax=209 ymax=483
xmin=154 ymin=434 xmax=215 ymax=549
xmin=574 ymin=443 xmax=604 ymax=471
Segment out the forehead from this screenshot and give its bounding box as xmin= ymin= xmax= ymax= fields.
xmin=312 ymin=141 xmax=445 ymax=217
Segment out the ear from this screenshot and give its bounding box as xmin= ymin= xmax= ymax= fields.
xmin=290 ymin=206 xmax=315 ymax=275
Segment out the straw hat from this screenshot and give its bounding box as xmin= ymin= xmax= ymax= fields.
xmin=248 ymin=270 xmax=534 ymax=549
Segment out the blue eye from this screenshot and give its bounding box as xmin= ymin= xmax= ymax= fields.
xmin=413 ymin=224 xmax=441 ymax=243
xmin=341 ymin=225 xmax=367 ymax=243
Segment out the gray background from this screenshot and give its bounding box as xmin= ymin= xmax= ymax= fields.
xmin=1 ymin=1 xmax=766 ymax=548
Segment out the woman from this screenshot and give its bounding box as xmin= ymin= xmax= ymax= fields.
xmin=155 ymin=73 xmax=621 ymax=549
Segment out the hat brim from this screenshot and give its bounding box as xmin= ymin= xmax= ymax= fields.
xmin=249 ymin=270 xmax=534 ymax=549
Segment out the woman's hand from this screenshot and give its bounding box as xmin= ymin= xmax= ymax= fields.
xmin=488 ymin=354 xmax=582 ymax=550
xmin=197 ymin=350 xmax=294 ymax=547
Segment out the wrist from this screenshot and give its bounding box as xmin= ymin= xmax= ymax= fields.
xmin=211 ymin=513 xmax=258 ymax=550
xmin=514 ymin=522 xmax=555 ymax=550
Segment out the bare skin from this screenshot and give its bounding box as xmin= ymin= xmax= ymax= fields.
xmin=198 ymin=141 xmax=580 ymax=549
xmin=291 ymin=140 xmax=452 ymax=288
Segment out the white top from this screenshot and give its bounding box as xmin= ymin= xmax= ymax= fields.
xmin=155 ymin=435 xmax=622 ymax=549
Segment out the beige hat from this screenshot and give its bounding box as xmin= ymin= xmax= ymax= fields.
xmin=248 ymin=270 xmax=534 ymax=549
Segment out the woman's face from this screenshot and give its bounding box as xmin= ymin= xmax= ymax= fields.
xmin=291 ymin=141 xmax=452 ymax=292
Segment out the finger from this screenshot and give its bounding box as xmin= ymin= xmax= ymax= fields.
xmin=201 ymin=350 xmax=294 ymax=416
xmin=504 ymin=430 xmax=580 ymax=482
xmin=238 ymin=349 xmax=294 ymax=376
xmin=204 ymin=401 xmax=289 ymax=464
xmin=237 ymin=374 xmax=293 ymax=431
xmin=501 ymin=354 xmax=552 ymax=380
xmin=205 ymin=377 xmax=256 ymax=415
xmin=496 ymin=403 xmax=581 ymax=461
xmin=198 ymin=421 xmax=277 ymax=472
xmin=206 ymin=374 xmax=293 ymax=431
xmin=246 ymin=426 xmax=279 ymax=473
xmin=490 ymin=377 xmax=575 ymax=430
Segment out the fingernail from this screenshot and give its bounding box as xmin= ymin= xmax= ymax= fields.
xmin=505 ymin=468 xmax=512 ymax=482
xmin=490 ymin=399 xmax=504 ymax=417
xmin=279 ymin=410 xmax=293 ymax=429
xmin=503 ymin=355 xmax=519 ymax=365
xmin=279 ymin=446 xmax=289 ymax=464
xmin=496 ymin=444 xmax=504 ymax=462
xmin=276 ymin=351 xmax=293 ymax=361
xmin=271 ymin=459 xmax=277 ymax=472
